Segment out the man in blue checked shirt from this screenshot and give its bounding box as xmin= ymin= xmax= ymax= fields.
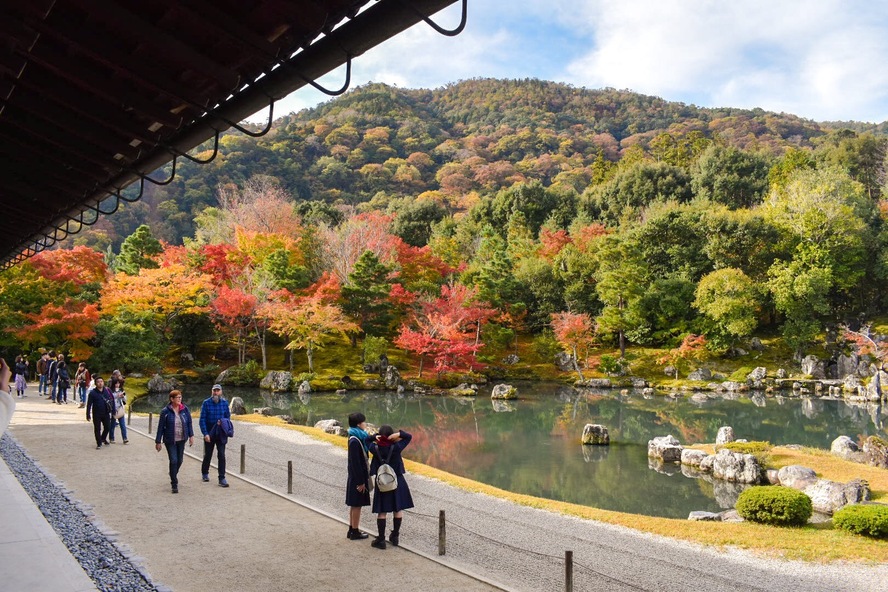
xmin=199 ymin=384 xmax=231 ymax=487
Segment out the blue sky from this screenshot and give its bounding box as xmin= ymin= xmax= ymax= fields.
xmin=252 ymin=0 xmax=888 ymax=124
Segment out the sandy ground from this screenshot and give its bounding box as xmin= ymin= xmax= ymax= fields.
xmin=7 ymin=388 xmax=500 ymax=592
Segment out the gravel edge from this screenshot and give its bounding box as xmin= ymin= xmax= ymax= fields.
xmin=0 ymin=433 xmax=164 ymax=592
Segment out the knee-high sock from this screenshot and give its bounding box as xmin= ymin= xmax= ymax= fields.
xmin=377 ymin=518 xmax=386 ymax=539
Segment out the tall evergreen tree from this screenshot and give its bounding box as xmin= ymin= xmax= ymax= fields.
xmin=115 ymin=224 xmax=163 ymax=276
xmin=341 ymin=250 xmax=393 ymax=346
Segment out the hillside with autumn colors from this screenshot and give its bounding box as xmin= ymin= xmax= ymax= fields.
xmin=3 ymin=78 xmax=888 ymax=384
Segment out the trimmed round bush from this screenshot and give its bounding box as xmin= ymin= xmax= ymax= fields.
xmin=832 ymin=504 xmax=888 ymax=539
xmin=735 ymin=486 xmax=812 ymax=526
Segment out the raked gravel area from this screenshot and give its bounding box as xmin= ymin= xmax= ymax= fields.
xmin=131 ymin=410 xmax=888 ymax=592
xmin=7 ymin=388 xmax=888 ymax=592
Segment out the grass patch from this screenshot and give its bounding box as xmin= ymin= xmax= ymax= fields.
xmin=233 ymin=415 xmax=888 ymax=563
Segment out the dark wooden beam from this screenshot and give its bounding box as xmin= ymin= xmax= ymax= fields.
xmin=69 ymin=0 xmax=242 ymax=91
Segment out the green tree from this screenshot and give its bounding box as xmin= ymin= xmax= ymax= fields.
xmin=594 ymin=236 xmax=648 ymax=356
xmin=115 ymin=224 xmax=163 ymax=276
xmin=341 ymin=251 xmax=393 ymax=344
xmin=691 ymin=145 xmax=771 ymax=209
xmin=582 ymin=161 xmax=693 ymax=225
xmin=390 ymin=199 xmax=447 ymax=247
xmin=694 ymin=268 xmax=761 ymax=351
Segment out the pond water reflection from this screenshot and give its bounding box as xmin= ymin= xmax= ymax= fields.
xmin=134 ymin=382 xmax=888 ymax=518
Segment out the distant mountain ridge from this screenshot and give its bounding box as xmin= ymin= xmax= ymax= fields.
xmin=74 ymin=78 xmax=886 ymax=249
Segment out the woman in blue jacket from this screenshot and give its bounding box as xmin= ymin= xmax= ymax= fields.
xmin=368 ymin=425 xmax=414 ymax=549
xmin=154 ymin=390 xmax=194 ymax=493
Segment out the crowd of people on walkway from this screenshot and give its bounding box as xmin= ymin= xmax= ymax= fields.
xmin=4 ymin=350 xmax=417 ymax=551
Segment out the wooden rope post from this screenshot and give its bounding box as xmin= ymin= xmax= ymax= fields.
xmin=438 ymin=510 xmax=446 ymax=556
xmin=287 ymin=460 xmax=293 ymax=494
xmin=565 ymin=550 xmax=573 ymax=592
xmin=127 ymin=405 xmax=131 ymax=424
xmin=148 ymin=413 xmax=152 ymax=434
xmin=240 ymin=443 xmax=245 ymax=474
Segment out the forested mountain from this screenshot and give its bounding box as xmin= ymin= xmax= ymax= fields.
xmin=71 ymin=78 xmax=879 ymax=250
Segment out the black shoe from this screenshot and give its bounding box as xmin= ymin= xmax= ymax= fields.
xmin=171 ymin=486 xmax=178 ymax=494
xmin=103 ymin=441 xmax=110 ymax=446
xmin=389 ymin=532 xmax=400 ymax=547
xmin=123 ymin=440 xmax=128 ymax=444
xmin=96 ymin=445 xmax=102 ymax=449
xmin=348 ymin=529 xmax=369 ymax=540
xmin=370 ymin=537 xmax=386 ymax=549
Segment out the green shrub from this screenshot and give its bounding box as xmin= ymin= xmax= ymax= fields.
xmin=192 ymin=363 xmax=221 ymax=383
xmin=532 ymin=330 xmax=561 ymax=360
xmin=599 ymin=354 xmax=628 ymax=376
xmin=735 ymin=486 xmax=812 ymax=526
xmin=832 ymin=504 xmax=888 ymax=539
xmin=720 ymin=440 xmax=773 ymax=468
xmin=224 ymin=360 xmax=263 ymax=386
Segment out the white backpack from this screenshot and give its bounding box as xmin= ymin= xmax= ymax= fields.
xmin=375 ymin=445 xmax=398 ymax=492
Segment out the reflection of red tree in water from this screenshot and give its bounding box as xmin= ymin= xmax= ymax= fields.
xmin=653 ymin=411 xmax=706 ymax=443
xmin=408 ymin=407 xmax=498 ymax=473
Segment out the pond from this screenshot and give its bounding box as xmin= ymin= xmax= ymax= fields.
xmin=133 ymin=382 xmax=888 ymax=518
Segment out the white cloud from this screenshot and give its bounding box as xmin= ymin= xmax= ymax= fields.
xmin=561 ymin=0 xmax=888 ymax=122
xmin=247 ymin=0 xmax=888 ymax=124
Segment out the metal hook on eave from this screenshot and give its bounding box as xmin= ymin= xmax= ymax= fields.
xmin=140 ymin=156 xmax=177 ymax=186
xmin=403 ymin=0 xmax=467 ymax=37
xmin=303 ymin=55 xmax=352 ymax=96
xmin=219 ymin=97 xmax=275 ymax=138
xmin=164 ymin=130 xmax=221 ymax=164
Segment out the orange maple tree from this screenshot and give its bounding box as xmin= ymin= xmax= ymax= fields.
xmin=261 ymin=274 xmax=357 ymax=372
xmin=550 ymin=311 xmax=597 ymax=381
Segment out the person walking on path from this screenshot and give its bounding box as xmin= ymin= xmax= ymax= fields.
xmin=155 ymin=390 xmax=194 ymax=494
xmin=13 ymin=355 xmax=28 ymax=398
xmin=56 ymin=360 xmax=71 ymax=404
xmin=85 ymin=377 xmax=114 ymax=449
xmin=368 ymin=425 xmax=414 ymax=549
xmin=108 ymin=380 xmax=128 ymax=444
xmin=46 ymin=352 xmax=59 ymax=402
xmin=345 ymin=412 xmax=372 ymax=540
xmin=36 ymin=353 xmax=48 ymax=396
xmin=199 ymin=384 xmax=231 ymax=488
xmin=74 ymin=362 xmax=91 ymax=406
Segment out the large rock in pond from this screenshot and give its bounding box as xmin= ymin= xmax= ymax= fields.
xmin=802 ymin=479 xmax=870 ymax=514
xmin=229 ymin=397 xmax=246 ymax=415
xmin=801 ymin=355 xmax=826 ymax=379
xmin=711 ymin=449 xmax=761 ymax=484
xmin=147 ymin=373 xmax=180 ymax=393
xmin=581 ymin=424 xmax=609 ymax=445
xmin=297 ymin=380 xmax=311 ymax=395
xmin=260 ymin=371 xmax=293 ymax=392
xmin=776 ymin=465 xmax=818 ymax=490
xmin=836 ymin=353 xmax=860 ymax=378
xmin=449 ymin=383 xmax=478 ymax=397
xmin=716 ymin=426 xmax=735 ymax=445
xmin=687 ymin=368 xmax=712 ymax=381
xmin=863 ymin=436 xmax=888 ymax=469
xmin=830 ymin=436 xmax=860 ymax=460
xmin=648 ymin=435 xmax=683 ymax=463
xmin=581 ymin=378 xmax=613 ymax=388
xmin=491 ymin=383 xmax=517 ymax=399
xmin=554 ymin=352 xmax=575 ymax=372
xmin=314 ymin=418 xmax=344 ymax=436
xmin=383 ymin=365 xmax=402 ymax=390
xmin=681 ymin=449 xmax=708 ymax=467
xmin=746 ymin=367 xmax=767 ymax=382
